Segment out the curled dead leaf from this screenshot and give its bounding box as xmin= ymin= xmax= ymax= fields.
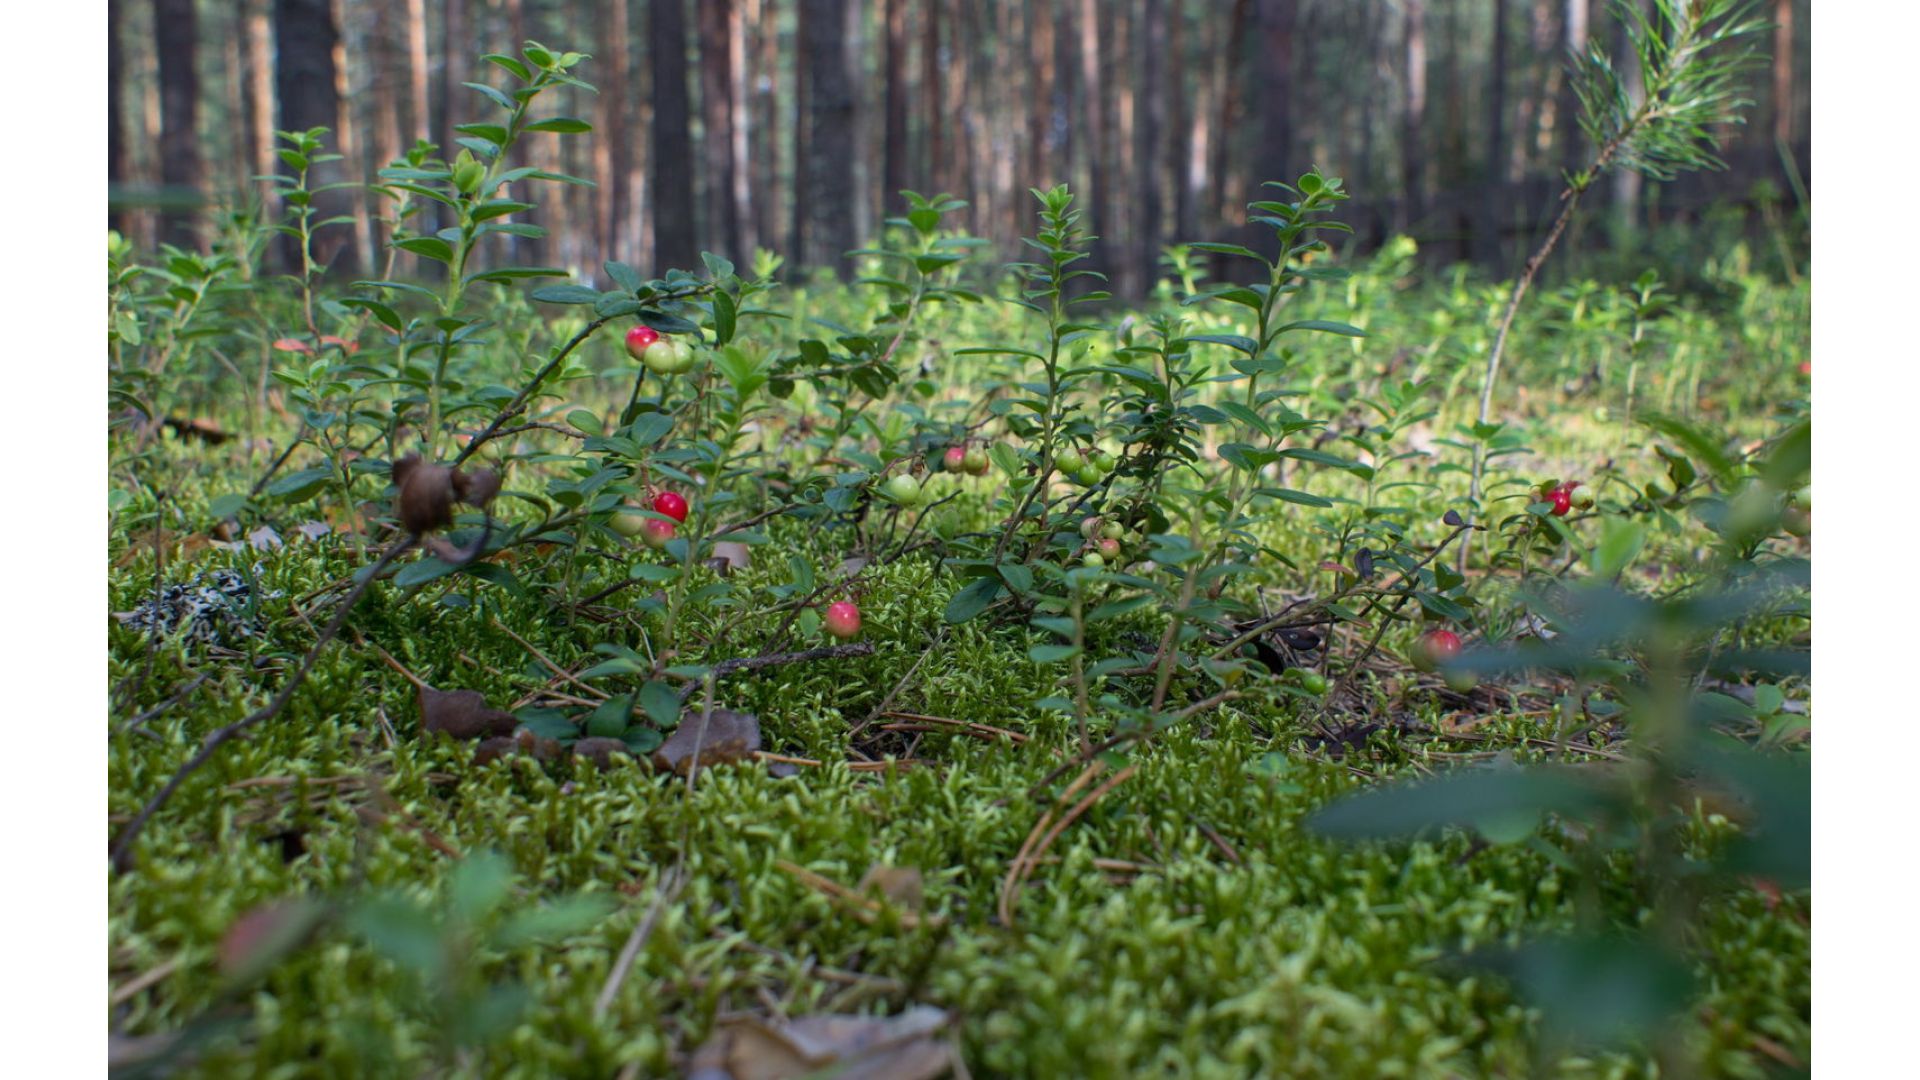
xmin=856 ymin=865 xmax=925 ymax=911
xmin=572 ymin=736 xmax=635 ymax=770
xmin=688 ymin=1006 xmax=956 ymax=1080
xmin=651 ymin=709 xmax=761 ymax=777
xmin=419 ymin=687 xmax=518 ymax=741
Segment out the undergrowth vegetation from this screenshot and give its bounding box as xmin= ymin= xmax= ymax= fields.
xmin=110 ymin=12 xmax=1808 ymax=1077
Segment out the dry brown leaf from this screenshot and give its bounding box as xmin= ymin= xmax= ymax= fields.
xmin=572 ymin=736 xmax=635 ymax=769
xmin=688 ymin=1006 xmax=955 ymax=1080
xmin=418 ymin=687 xmax=518 ymax=741
xmin=856 ymin=865 xmax=924 ymax=911
xmin=651 ymin=709 xmax=761 ymax=777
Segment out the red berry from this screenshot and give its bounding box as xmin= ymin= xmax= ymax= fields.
xmin=1548 ymin=486 xmax=1573 ymax=516
xmin=652 ymin=490 xmax=689 ymax=523
xmin=641 ymin=518 xmax=676 ymax=549
xmin=1096 ymin=537 xmax=1122 ymax=560
xmin=823 ymin=601 xmax=862 ymax=640
xmin=1411 ymin=629 xmax=1463 ymax=672
xmin=943 ymin=446 xmax=968 ymax=472
xmin=624 ymin=324 xmax=660 ymax=360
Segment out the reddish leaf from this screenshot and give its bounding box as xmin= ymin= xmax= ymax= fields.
xmin=218 ymin=896 xmax=327 ymax=983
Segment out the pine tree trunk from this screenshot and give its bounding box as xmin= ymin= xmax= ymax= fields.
xmin=699 ymin=0 xmax=742 ymax=261
xmin=1133 ymin=0 xmax=1165 ymax=295
xmin=1558 ymin=0 xmax=1589 ymax=179
xmin=109 ymin=0 xmax=128 ymax=234
xmin=1771 ymin=0 xmax=1793 ymax=147
xmin=154 ymin=0 xmax=203 ymax=249
xmin=800 ymin=0 xmax=856 ymax=275
xmin=1026 ymin=0 xmax=1055 ymax=188
xmin=728 ymin=0 xmax=754 ymax=257
xmin=441 ymin=0 xmax=471 ymax=156
xmin=883 ymin=0 xmax=909 ymax=205
xmin=406 ymin=0 xmax=430 ymax=143
xmin=923 ymin=0 xmax=943 ymax=192
xmin=595 ymin=0 xmax=632 ymax=262
xmin=1479 ymin=0 xmax=1509 ymax=265
xmin=1168 ymin=2 xmax=1194 ymax=245
xmin=1076 ymin=0 xmax=1106 ymax=276
xmin=651 ymin=0 xmax=698 ymax=272
xmin=274 ymin=0 xmax=358 ymax=272
xmin=750 ymin=0 xmax=779 ymax=255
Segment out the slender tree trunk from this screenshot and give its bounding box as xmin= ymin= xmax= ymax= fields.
xmin=1479 ymin=0 xmax=1509 ymax=264
xmin=154 ymin=0 xmax=203 ymax=248
xmin=883 ymin=0 xmax=909 ymax=204
xmin=274 ymin=0 xmax=358 ymax=272
xmin=1558 ymin=0 xmax=1589 ymax=179
xmin=441 ymin=0 xmax=471 ymax=155
xmin=1026 ymin=0 xmax=1056 ymax=188
xmin=1514 ymin=0 xmax=1555 ymax=179
xmin=1207 ymin=0 xmax=1249 ymax=279
xmin=1076 ymin=0 xmax=1106 ymax=277
xmin=800 ymin=0 xmax=856 ymax=274
xmin=223 ymin=17 xmax=248 ymax=208
xmin=943 ymin=0 xmax=971 ymax=200
xmin=923 ymin=0 xmax=944 ymax=192
xmin=1771 ymin=0 xmax=1793 ymax=147
xmin=243 ymin=0 xmax=276 ymax=233
xmin=651 ymin=0 xmax=698 ymax=272
xmin=1609 ymin=0 xmax=1646 ymax=243
xmin=1052 ymin=0 xmax=1075 ymax=198
xmin=699 ymin=0 xmax=742 ymax=261
xmin=109 ymin=0 xmax=128 ymax=234
xmin=368 ymin=1 xmax=404 ymax=175
xmin=729 ymin=0 xmax=754 ymax=257
xmin=1134 ymin=0 xmax=1165 ymax=294
xmin=595 ymin=0 xmax=632 ymax=261
xmin=750 ymin=0 xmax=779 ymax=255
xmin=334 ymin=2 xmax=375 ymax=268
xmin=406 ymin=0 xmax=430 ymax=143
xmin=790 ymin=6 xmax=809 ymax=262
xmin=1168 ymin=1 xmax=1194 ymax=244
xmin=1107 ymin=1 xmax=1131 ymax=291
xmin=1253 ymin=0 xmax=1294 ymax=187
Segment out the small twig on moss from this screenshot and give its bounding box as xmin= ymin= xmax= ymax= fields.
xmin=674 ymin=643 xmax=877 ymax=702
xmin=119 ymin=673 xmax=212 ymax=735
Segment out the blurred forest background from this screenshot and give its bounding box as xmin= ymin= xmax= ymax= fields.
xmin=107 ymin=0 xmax=1809 ymax=298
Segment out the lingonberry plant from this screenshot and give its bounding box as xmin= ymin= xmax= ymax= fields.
xmin=108 ymin=13 xmax=1808 ymax=1073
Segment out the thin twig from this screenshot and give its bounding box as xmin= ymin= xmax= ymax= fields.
xmin=593 ymin=867 xmax=685 ymax=1021
xmin=674 ymin=643 xmax=876 ymax=702
xmin=118 ymin=673 xmax=212 ymax=735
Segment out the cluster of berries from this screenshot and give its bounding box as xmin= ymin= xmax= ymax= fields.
xmin=1533 ymin=478 xmax=1596 ymax=517
xmin=611 ymin=489 xmax=690 ymax=548
xmin=624 ymin=324 xmax=697 ymax=375
xmin=1056 ymin=445 xmax=1117 ymax=487
xmin=1077 ymin=515 xmax=1135 ymax=569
